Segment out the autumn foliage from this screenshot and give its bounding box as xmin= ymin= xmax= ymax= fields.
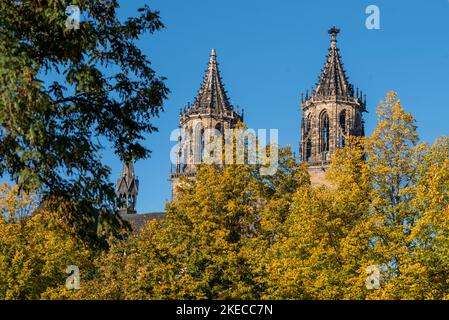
xmin=1 ymin=92 xmax=449 ymax=300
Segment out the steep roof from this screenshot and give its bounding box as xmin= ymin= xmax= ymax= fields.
xmin=116 ymin=161 xmax=138 ymax=195
xmin=186 ymin=49 xmax=234 ymax=115
xmin=120 ymin=212 xmax=165 ymax=231
xmin=315 ymin=27 xmax=352 ymax=97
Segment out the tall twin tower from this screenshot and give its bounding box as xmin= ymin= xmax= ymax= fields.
xmin=299 ymin=27 xmax=366 ymax=184
xmin=170 ymin=48 xmax=243 ymax=199
xmin=117 ymin=27 xmax=366 ymax=214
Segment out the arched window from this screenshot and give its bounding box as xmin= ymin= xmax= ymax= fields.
xmin=120 ymin=194 xmax=126 ymax=208
xmin=306 ymin=139 xmax=312 ymax=161
xmin=355 ymin=111 xmax=361 ymax=131
xmin=130 ymin=195 xmax=135 ymax=209
xmin=188 ymin=127 xmax=193 ymax=154
xmin=305 ymin=114 xmax=312 ymax=134
xmin=339 ymin=110 xmax=346 ymax=148
xmin=215 ymin=123 xmax=222 ymax=135
xmin=321 ymin=112 xmax=330 ymax=154
xmin=180 ymin=127 xmax=192 ymax=170
xmin=339 ymin=110 xmax=347 ymax=134
xmin=199 ymin=128 xmax=205 ymax=162
xmin=193 ymin=124 xmax=203 ymax=164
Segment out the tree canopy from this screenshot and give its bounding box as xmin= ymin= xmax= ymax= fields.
xmin=1 ymin=16 xmax=448 ymax=299
xmin=0 ymin=1 xmax=168 ymax=233
xmin=2 ymin=91 xmax=447 ymax=300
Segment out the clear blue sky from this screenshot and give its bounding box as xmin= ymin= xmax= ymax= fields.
xmin=6 ymin=1 xmax=449 ymax=214
xmin=111 ymin=0 xmax=449 ymax=213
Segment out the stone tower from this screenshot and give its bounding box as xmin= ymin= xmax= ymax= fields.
xmin=116 ymin=161 xmax=139 ymax=215
xmin=300 ymin=27 xmax=366 ymax=185
xmin=170 ymin=49 xmax=243 ymax=199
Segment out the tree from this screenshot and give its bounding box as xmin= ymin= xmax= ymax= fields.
xmin=4 ymin=84 xmax=449 ymax=300
xmin=0 ymin=182 xmax=92 ymax=299
xmin=409 ymin=136 xmax=449 ymax=299
xmin=374 ymin=136 xmax=449 ymax=299
xmin=364 ymin=92 xmax=425 ymax=299
xmin=55 ymin=146 xmax=307 ymax=299
xmin=0 ymin=1 xmax=168 ymax=233
xmin=53 ymin=164 xmax=264 ymax=299
xmin=263 ymin=138 xmax=373 ymax=299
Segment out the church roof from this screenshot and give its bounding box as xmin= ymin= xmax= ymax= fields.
xmin=315 ymin=27 xmax=353 ymax=97
xmin=120 ymin=212 xmax=165 ymax=231
xmin=184 ymin=49 xmax=238 ymax=117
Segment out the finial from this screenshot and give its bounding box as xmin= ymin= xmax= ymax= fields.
xmin=328 ymin=26 xmax=340 ymax=48
xmin=208 ymin=48 xmax=217 ymax=66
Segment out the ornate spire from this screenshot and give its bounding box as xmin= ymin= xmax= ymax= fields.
xmin=116 ymin=161 xmax=139 ymax=215
xmin=314 ymin=27 xmax=351 ymax=97
xmin=329 ymin=26 xmax=339 ymax=48
xmin=187 ymin=49 xmax=233 ymax=115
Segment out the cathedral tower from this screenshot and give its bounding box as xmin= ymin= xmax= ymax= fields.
xmin=171 ymin=49 xmax=242 ymax=199
xmin=300 ymin=27 xmax=366 ymax=184
xmin=116 ymin=161 xmax=139 ymax=215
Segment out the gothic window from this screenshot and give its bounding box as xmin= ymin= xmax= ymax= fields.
xmin=123 ymin=194 xmax=128 ymax=208
xmin=193 ymin=124 xmax=203 ymax=164
xmin=339 ymin=110 xmax=346 ymax=148
xmin=339 ymin=135 xmax=345 ymax=148
xmin=339 ymin=110 xmax=347 ymax=134
xmin=130 ymin=195 xmax=135 ymax=209
xmin=119 ymin=194 xmax=125 ymax=208
xmin=214 ymin=123 xmax=223 ymax=152
xmin=355 ymin=111 xmax=361 ymax=131
xmin=189 ymin=127 xmax=194 ymax=161
xmin=305 ymin=114 xmax=312 ymax=134
xmin=199 ymin=128 xmax=205 ymax=162
xmin=306 ymin=139 xmax=312 ymax=161
xmin=320 ymin=112 xmax=330 ymax=154
xmin=215 ymin=123 xmax=222 ymax=135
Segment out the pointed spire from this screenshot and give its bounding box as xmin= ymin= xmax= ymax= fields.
xmin=187 ymin=49 xmax=233 ymax=115
xmin=122 ymin=161 xmax=135 ymax=179
xmin=117 ymin=160 xmax=139 ymax=215
xmin=314 ymin=27 xmax=351 ymax=97
xmin=329 ymin=26 xmax=339 ymax=48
